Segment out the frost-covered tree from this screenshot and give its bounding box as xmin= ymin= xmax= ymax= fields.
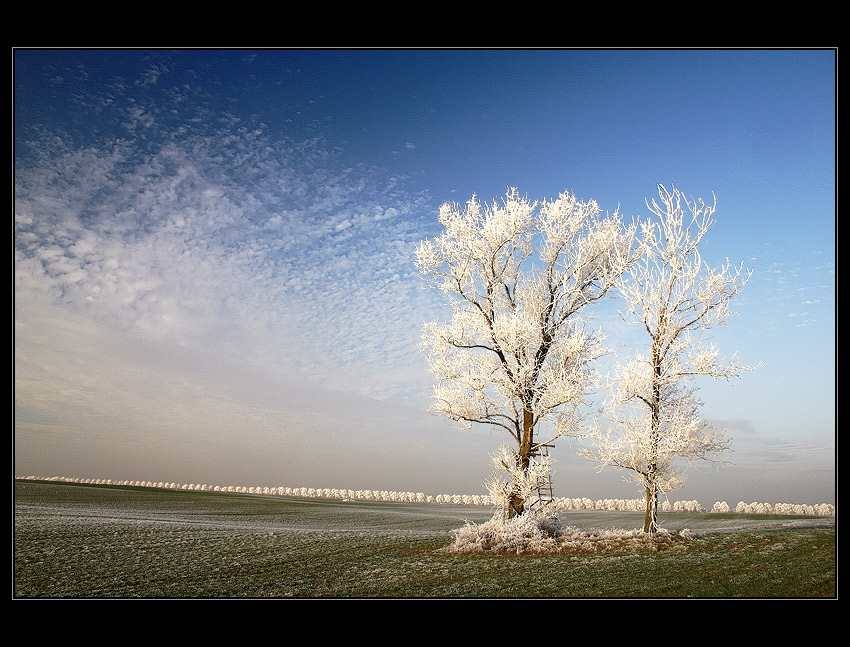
xmin=580 ymin=185 xmax=752 ymax=534
xmin=416 ymin=188 xmax=638 ymax=518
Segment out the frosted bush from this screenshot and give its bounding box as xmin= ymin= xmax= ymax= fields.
xmin=444 ymin=512 xmax=690 ymax=555
xmin=444 ymin=513 xmax=562 ymax=555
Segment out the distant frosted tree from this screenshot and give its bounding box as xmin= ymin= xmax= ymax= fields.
xmin=416 ymin=188 xmax=638 ymax=518
xmin=580 ymin=185 xmax=752 ymax=534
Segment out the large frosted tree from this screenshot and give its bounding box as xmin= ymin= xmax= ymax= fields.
xmin=416 ymin=188 xmax=638 ymax=518
xmin=580 ymin=185 xmax=752 ymax=534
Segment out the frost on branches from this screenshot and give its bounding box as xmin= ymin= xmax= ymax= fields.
xmin=580 ymin=185 xmax=753 ymax=535
xmin=416 ymin=188 xmax=639 ymax=518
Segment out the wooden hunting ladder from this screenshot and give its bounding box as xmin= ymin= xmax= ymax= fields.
xmin=528 ymin=441 xmax=554 ymax=512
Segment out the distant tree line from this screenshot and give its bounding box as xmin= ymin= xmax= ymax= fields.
xmin=16 ymin=475 xmax=835 ymax=518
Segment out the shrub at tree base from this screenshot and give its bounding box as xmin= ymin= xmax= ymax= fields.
xmin=444 ymin=514 xmax=695 ymax=555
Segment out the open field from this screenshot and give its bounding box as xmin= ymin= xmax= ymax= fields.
xmin=14 ymin=480 xmax=835 ymax=598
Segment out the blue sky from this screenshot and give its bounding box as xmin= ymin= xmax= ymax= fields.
xmin=14 ymin=49 xmax=835 ymax=506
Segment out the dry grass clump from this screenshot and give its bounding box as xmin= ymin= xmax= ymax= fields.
xmin=444 ymin=514 xmax=694 ymax=555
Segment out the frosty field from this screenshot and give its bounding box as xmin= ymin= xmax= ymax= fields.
xmin=14 ymin=480 xmax=835 ymax=598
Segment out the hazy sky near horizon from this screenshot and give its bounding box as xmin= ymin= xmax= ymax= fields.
xmin=14 ymin=49 xmax=835 ymax=505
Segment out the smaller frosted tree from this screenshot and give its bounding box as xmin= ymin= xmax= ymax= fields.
xmin=580 ymin=184 xmax=752 ymax=534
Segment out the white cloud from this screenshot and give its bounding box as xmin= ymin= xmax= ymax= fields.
xmin=16 ymin=106 xmax=440 ymax=396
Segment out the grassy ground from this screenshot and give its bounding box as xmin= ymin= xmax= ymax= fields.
xmin=14 ymin=480 xmax=835 ymax=598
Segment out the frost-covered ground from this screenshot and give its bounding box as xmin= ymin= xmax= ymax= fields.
xmin=14 ymin=480 xmax=835 ymax=598
xmin=14 ymin=480 xmax=493 ymax=597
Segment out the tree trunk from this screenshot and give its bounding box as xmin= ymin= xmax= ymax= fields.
xmin=643 ymin=478 xmax=658 ymax=534
xmin=508 ymin=492 xmax=524 ymax=519
xmin=644 ymin=341 xmax=661 ymax=535
xmin=508 ymin=407 xmax=535 ymax=519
